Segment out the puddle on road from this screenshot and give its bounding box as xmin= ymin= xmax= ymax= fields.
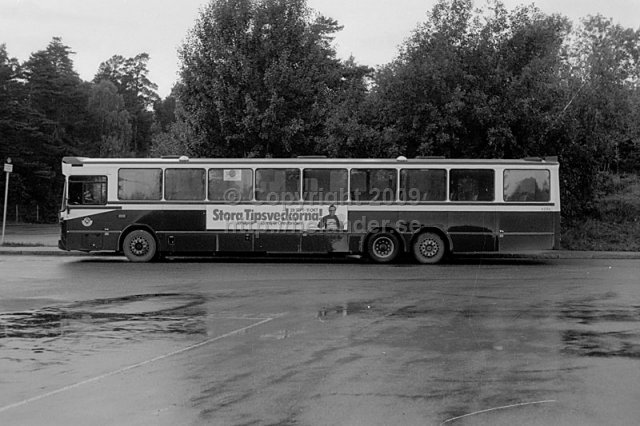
xmin=317 ymin=302 xmax=441 ymax=320
xmin=317 ymin=302 xmax=377 ymax=319
xmin=388 ymin=305 xmax=433 ymax=318
xmin=0 ymin=293 xmax=207 ymax=339
xmin=559 ymin=303 xmax=640 ymax=324
xmin=314 ymin=296 xmax=640 ymax=360
xmin=560 ymin=297 xmax=640 ymax=359
xmin=562 ymin=329 xmax=640 ymax=358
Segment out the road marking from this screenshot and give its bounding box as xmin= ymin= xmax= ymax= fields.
xmin=0 ymin=317 xmax=274 ymax=414
xmin=441 ymin=399 xmax=557 ymax=424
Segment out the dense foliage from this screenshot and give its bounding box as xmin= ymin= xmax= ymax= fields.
xmin=1 ymin=0 xmax=639 ymax=224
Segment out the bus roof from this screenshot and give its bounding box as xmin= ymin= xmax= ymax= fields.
xmin=62 ymin=156 xmax=559 ymax=166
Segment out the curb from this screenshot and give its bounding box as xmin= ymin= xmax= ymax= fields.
xmin=1 ymin=248 xmax=640 ymax=260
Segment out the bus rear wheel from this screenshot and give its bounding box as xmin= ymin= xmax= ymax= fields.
xmin=412 ymin=232 xmax=445 ymax=264
xmin=367 ymin=232 xmax=400 ymax=263
xmin=123 ymin=229 xmax=157 ymax=263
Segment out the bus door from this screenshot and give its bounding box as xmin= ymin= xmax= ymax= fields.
xmin=498 ymin=211 xmax=555 ymax=251
xmin=498 ymin=169 xmax=555 ymax=251
xmin=64 ymin=175 xmax=110 ymax=250
xmin=447 ymin=169 xmax=498 ymax=252
xmin=448 ymin=210 xmax=498 ymax=252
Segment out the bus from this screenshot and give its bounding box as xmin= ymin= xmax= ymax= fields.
xmin=58 ymin=156 xmax=560 ymax=263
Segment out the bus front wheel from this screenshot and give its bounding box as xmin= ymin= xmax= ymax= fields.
xmin=412 ymin=232 xmax=445 ymax=264
xmin=123 ymin=229 xmax=157 ymax=262
xmin=367 ymin=232 xmax=400 ymax=263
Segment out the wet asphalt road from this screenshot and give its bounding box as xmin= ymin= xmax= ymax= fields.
xmin=1 ymin=255 xmax=639 ymax=425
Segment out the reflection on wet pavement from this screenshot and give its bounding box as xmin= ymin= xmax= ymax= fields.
xmin=316 ymin=293 xmax=640 ymax=360
xmin=0 ymin=294 xmax=207 ymax=339
xmin=317 ymin=302 xmax=375 ymax=319
xmin=560 ymin=296 xmax=640 ymax=358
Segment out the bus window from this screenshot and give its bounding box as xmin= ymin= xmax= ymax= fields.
xmin=165 ymin=169 xmax=205 ymax=201
xmin=255 ymin=168 xmax=300 ymax=202
xmin=400 ymin=169 xmax=446 ymax=202
xmin=303 ymin=169 xmax=348 ymax=202
xmin=209 ymin=168 xmax=253 ymax=202
xmin=449 ymin=169 xmax=494 ymax=201
xmin=68 ymin=176 xmax=107 ymax=205
xmin=118 ymin=169 xmax=162 ymax=200
xmin=504 ymin=169 xmax=550 ymax=202
xmin=350 ymin=169 xmax=397 ymax=202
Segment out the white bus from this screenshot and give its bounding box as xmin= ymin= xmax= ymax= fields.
xmin=59 ymin=156 xmax=560 ymax=263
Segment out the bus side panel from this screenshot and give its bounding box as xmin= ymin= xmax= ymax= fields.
xmin=397 ymin=210 xmax=448 ymax=251
xmin=157 ymin=232 xmax=218 ymax=253
xmin=130 ymin=210 xmax=208 ymax=252
xmin=554 ymin=211 xmax=561 ymax=250
xmin=217 ymin=232 xmax=254 ymax=252
xmin=132 ymin=209 xmax=207 ymax=232
xmin=347 ymin=211 xmax=399 ymax=233
xmin=63 ymin=209 xmax=208 ymax=253
xmin=498 ymin=211 xmax=556 ymax=251
xmin=447 ymin=211 xmax=498 ymax=252
xmin=255 ymin=233 xmax=300 ymax=253
xmin=62 ymin=209 xmax=123 ymax=252
xmin=301 ymin=233 xmax=349 ymax=253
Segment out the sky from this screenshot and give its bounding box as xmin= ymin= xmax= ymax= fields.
xmin=1 ymin=0 xmax=639 ymax=98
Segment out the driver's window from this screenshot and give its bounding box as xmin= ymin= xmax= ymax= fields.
xmin=69 ymin=176 xmax=107 ymax=205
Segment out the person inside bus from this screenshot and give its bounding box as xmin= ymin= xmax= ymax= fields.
xmin=83 ymin=188 xmax=96 ymax=204
xmin=317 ymin=204 xmax=341 ymax=231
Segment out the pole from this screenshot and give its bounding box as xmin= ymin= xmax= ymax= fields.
xmin=1 ymin=171 xmax=9 ymax=245
xmin=1 ymin=158 xmax=12 ymax=246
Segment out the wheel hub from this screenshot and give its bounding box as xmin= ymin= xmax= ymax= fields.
xmin=130 ymin=237 xmax=149 ymax=256
xmin=374 ymin=237 xmax=394 ymax=258
xmin=420 ymin=239 xmax=438 ymax=258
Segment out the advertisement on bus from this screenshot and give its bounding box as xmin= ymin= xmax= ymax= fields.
xmin=206 ymin=204 xmax=348 ymax=232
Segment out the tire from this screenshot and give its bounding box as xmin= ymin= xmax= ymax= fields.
xmin=367 ymin=232 xmax=400 ymax=263
xmin=123 ymin=229 xmax=157 ymax=263
xmin=412 ymin=232 xmax=445 ymax=264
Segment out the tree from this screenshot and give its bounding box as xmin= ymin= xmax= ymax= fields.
xmin=177 ymin=0 xmax=347 ymax=157
xmin=317 ymin=57 xmax=384 ymax=157
xmin=150 ymin=89 xmax=204 ymax=157
xmin=94 ymin=53 xmax=160 ymax=154
xmin=11 ymin=38 xmax=89 ymax=221
xmin=153 ymin=90 xmax=177 ymax=134
xmin=0 ymin=44 xmax=26 ymax=161
xmin=371 ymin=0 xmax=571 ymax=159
xmin=86 ymin=80 xmax=133 ymax=157
xmin=564 ymin=15 xmax=640 ymax=173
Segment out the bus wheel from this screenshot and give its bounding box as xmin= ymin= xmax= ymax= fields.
xmin=123 ymin=230 xmax=157 ymax=263
xmin=412 ymin=232 xmax=445 ymax=264
xmin=367 ymin=232 xmax=400 ymax=263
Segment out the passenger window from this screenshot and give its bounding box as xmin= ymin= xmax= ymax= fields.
xmin=350 ymin=169 xmax=397 ymax=202
xmin=68 ymin=176 xmax=107 ymax=205
xmin=504 ymin=169 xmax=550 ymax=202
xmin=209 ymin=168 xmax=253 ymax=202
xmin=400 ymin=169 xmax=446 ymax=202
xmin=118 ymin=169 xmax=162 ymax=200
xmin=165 ymin=169 xmax=205 ymax=201
xmin=255 ymin=168 xmax=300 ymax=202
xmin=449 ymin=169 xmax=494 ymax=201
xmin=303 ymin=169 xmax=348 ymax=202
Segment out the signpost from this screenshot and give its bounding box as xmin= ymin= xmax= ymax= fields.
xmin=1 ymin=158 xmax=12 ymax=245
